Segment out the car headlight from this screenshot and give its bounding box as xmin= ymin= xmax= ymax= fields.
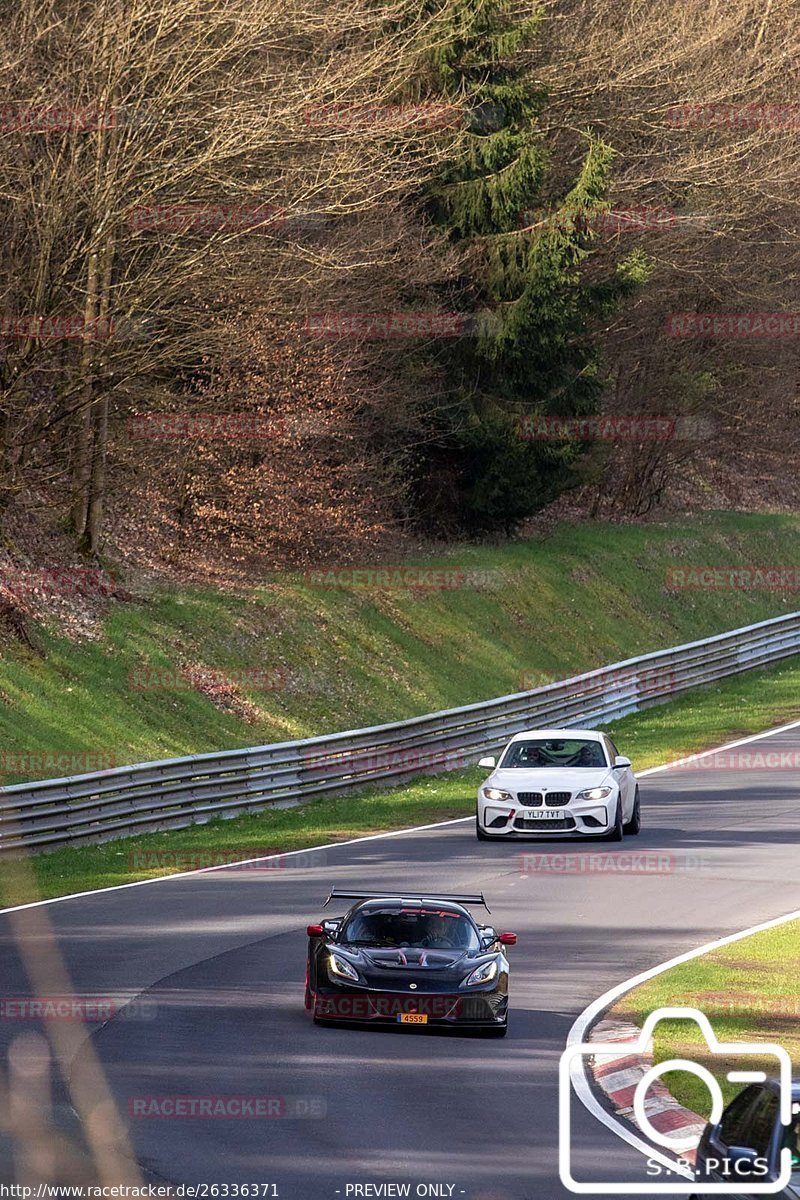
xmin=576 ymin=786 xmax=613 ymax=801
xmin=483 ymin=787 xmax=512 ymax=801
xmin=328 ymin=953 xmax=359 ymax=982
xmin=464 ymin=960 xmax=498 ymax=987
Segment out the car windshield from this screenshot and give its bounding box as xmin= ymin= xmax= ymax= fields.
xmin=340 ymin=907 xmax=480 ymax=951
xmin=499 ymin=738 xmax=608 ymax=769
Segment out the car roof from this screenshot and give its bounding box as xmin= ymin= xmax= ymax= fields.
xmin=507 ymin=728 xmax=605 ymax=742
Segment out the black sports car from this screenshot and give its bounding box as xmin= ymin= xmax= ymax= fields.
xmin=304 ymin=889 xmax=515 ymax=1036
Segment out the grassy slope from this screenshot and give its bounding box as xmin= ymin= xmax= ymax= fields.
xmin=613 ymin=917 xmax=800 ymax=1118
xmin=4 ymin=653 xmax=798 ymax=906
xmin=1 ymin=512 xmax=799 ymax=785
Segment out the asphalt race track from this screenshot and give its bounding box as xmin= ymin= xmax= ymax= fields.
xmin=3 ymin=722 xmax=800 ymax=1200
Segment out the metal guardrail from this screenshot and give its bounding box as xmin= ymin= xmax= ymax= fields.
xmin=2 ymin=611 xmax=799 ymax=854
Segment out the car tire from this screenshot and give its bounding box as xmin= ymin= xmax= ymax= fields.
xmin=623 ymin=787 xmax=641 ymax=835
xmin=605 ymin=800 xmax=624 ymax=842
xmin=482 ymin=1023 xmax=508 ymax=1038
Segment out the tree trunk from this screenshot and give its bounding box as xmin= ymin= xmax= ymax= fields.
xmin=71 ymin=248 xmax=100 ymax=541
xmin=84 ymin=226 xmax=117 ymax=554
xmin=85 ymin=393 xmax=109 ymax=554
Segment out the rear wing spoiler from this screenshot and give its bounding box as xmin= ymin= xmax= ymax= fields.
xmin=323 ymin=887 xmax=490 ymax=913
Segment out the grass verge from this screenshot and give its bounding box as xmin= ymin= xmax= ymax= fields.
xmin=2 ymin=653 xmax=798 ymax=908
xmin=1 ymin=511 xmax=799 ymax=785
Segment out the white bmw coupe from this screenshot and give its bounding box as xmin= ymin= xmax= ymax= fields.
xmin=475 ymin=728 xmax=640 ymax=841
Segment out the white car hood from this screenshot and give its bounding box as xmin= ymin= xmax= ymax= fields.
xmin=485 ymin=767 xmax=614 ymax=793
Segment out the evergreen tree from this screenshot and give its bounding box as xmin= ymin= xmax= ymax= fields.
xmin=416 ymin=0 xmax=651 ymax=533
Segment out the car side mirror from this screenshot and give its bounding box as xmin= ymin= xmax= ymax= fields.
xmin=307 ymin=924 xmax=324 ymax=937
xmin=478 ymin=756 xmax=496 ymax=769
xmin=499 ymin=932 xmax=517 ymax=946
xmin=726 ymin=1146 xmax=763 ymax=1168
xmin=613 ymin=755 xmax=632 ymax=769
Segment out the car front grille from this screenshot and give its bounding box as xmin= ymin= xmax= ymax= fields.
xmin=544 ymin=791 xmax=571 ymax=807
xmin=516 ymin=791 xmax=571 ymax=807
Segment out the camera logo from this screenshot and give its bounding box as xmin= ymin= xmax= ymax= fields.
xmin=559 ymin=1006 xmax=793 ymax=1193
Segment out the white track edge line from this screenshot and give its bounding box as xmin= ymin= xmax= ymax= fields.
xmin=0 ymin=815 xmax=471 ymax=916
xmin=3 ymin=714 xmax=800 ymax=917
xmin=635 ymin=715 xmax=800 ymax=776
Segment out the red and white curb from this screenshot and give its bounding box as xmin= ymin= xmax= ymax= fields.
xmin=589 ymin=1019 xmax=707 ymax=1164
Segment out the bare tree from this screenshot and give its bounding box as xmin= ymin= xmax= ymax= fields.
xmin=534 ymin=0 xmax=800 ymax=513
xmin=0 ymin=0 xmax=456 ymax=552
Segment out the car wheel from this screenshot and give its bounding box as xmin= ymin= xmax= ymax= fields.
xmin=605 ymin=800 xmax=624 ymax=842
xmin=623 ymin=787 xmax=641 ymax=835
